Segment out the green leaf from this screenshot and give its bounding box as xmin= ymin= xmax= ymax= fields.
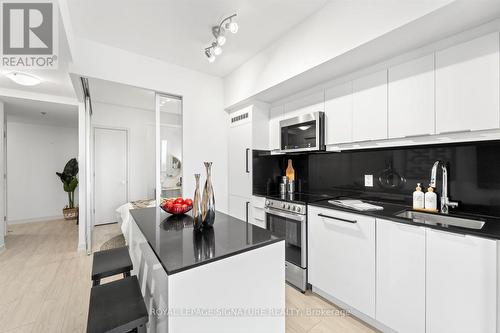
xmin=67 ymin=178 xmax=78 ymax=192
xmin=63 ymin=158 xmax=79 ymax=177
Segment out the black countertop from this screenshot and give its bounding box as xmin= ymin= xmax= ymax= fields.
xmin=309 ymin=199 xmax=500 ymax=240
xmin=129 ymin=207 xmax=283 ymax=275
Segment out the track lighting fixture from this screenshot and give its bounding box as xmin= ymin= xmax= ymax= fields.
xmin=204 ymin=14 xmax=238 ymax=63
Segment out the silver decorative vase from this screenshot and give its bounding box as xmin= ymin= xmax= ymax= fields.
xmin=192 ymin=174 xmax=203 ymax=230
xmin=201 ymin=162 xmax=216 ymax=226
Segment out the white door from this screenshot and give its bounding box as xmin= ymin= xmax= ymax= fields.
xmin=352 ymin=70 xmax=388 ymax=142
xmin=228 ymin=120 xmax=252 ymax=198
xmin=426 ymin=229 xmax=497 ymax=333
xmin=229 ymin=194 xmax=250 ymax=222
xmin=376 ymin=219 xmax=426 ymax=333
xmin=325 ymin=81 xmax=353 ymax=145
xmin=308 ymin=206 xmax=376 ymax=317
xmin=388 ymin=54 xmax=435 ymax=138
xmin=435 ymin=32 xmax=500 ymax=133
xmin=94 ymin=128 xmax=128 ymax=225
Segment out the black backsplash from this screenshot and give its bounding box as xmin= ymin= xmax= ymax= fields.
xmin=253 ymin=141 xmax=500 ymax=217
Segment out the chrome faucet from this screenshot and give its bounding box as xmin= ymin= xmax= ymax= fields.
xmin=430 ymin=161 xmax=458 ymax=214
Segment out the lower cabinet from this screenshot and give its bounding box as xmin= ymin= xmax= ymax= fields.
xmin=426 ymin=229 xmax=497 ymax=333
xmin=308 ymin=207 xmax=498 ymax=333
xmin=308 ymin=206 xmax=376 ymax=318
xmin=376 ymin=219 xmax=425 ymax=333
xmin=229 ymin=195 xmax=266 ymax=228
xmin=229 ymin=195 xmax=250 ymax=222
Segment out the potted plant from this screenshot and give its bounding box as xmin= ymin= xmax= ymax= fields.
xmin=56 ymin=158 xmax=79 ymax=220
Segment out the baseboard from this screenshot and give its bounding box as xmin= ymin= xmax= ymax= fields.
xmin=7 ymin=215 xmax=65 ymax=225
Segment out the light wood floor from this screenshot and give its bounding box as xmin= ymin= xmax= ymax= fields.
xmin=0 ymin=219 xmax=378 ymax=333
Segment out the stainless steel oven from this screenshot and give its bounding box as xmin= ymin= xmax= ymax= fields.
xmin=280 ymin=111 xmax=325 ymax=153
xmin=265 ymin=198 xmax=307 ymax=291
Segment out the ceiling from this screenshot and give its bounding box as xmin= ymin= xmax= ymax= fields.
xmin=65 ymin=0 xmax=329 ymax=77
xmin=3 ymin=96 xmax=78 ymax=127
xmin=0 ymin=16 xmax=77 ymax=99
xmin=88 ymin=77 xmax=181 ymax=114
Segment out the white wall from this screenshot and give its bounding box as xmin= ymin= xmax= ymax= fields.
xmin=66 ymin=38 xmax=229 ymax=213
xmin=6 ymin=121 xmax=78 ymax=223
xmin=92 ymin=102 xmax=156 ymax=201
xmin=223 ymin=1 xmax=455 ymax=107
xmin=0 ymin=101 xmax=5 ymax=249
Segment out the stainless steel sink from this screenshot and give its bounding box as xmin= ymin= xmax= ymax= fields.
xmin=395 ymin=210 xmax=485 ymax=230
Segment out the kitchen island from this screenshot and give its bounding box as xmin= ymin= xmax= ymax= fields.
xmin=127 ymin=207 xmax=285 ymax=333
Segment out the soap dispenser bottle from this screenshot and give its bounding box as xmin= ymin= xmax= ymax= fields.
xmin=424 ymin=185 xmax=437 ymax=210
xmin=413 ymin=183 xmax=424 ymax=209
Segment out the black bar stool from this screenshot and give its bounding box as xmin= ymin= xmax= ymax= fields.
xmin=87 ymin=275 xmax=148 ymax=333
xmin=92 ymin=246 xmax=133 ymax=286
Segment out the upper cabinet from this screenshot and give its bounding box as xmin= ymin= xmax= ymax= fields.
xmin=269 ymin=105 xmax=284 ymax=151
xmin=352 ymin=70 xmax=388 ymax=142
xmin=436 ymin=33 xmax=500 ymax=133
xmin=228 ymin=107 xmax=252 ymax=198
xmin=388 ymin=54 xmax=435 ymax=138
xmin=264 ymin=32 xmax=500 ymax=150
xmin=325 ymin=82 xmax=353 ymax=145
xmin=283 ymin=91 xmax=324 ymax=118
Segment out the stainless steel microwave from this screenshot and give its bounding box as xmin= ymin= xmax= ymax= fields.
xmin=280 ymin=111 xmax=325 ymax=153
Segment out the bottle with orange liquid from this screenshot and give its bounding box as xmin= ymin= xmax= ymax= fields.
xmin=286 ymin=159 xmax=295 ymax=181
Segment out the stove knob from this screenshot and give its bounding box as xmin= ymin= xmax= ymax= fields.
xmin=292 ymin=206 xmax=296 ymax=211
xmin=296 ymin=206 xmax=301 ymax=213
xmin=265 ymin=200 xmax=270 ymax=206
xmin=282 ymin=203 xmax=286 ymax=209
xmin=287 ymin=204 xmax=291 ymax=210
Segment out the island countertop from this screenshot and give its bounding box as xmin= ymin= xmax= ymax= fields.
xmin=129 ymin=207 xmax=282 ymax=275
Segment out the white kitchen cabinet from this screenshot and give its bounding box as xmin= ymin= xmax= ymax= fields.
xmin=283 ymin=91 xmax=324 ymax=118
xmin=229 ymin=195 xmax=250 ymax=222
xmin=352 ymin=70 xmax=388 ymax=142
xmin=228 ymin=104 xmax=270 ymax=221
xmin=228 ymin=111 xmax=252 ymax=199
xmin=250 ymin=196 xmax=266 ymax=229
xmin=426 ymin=229 xmax=497 ymax=333
xmin=269 ymin=105 xmax=284 ymax=151
xmin=436 ymin=32 xmax=500 ymax=133
xmin=308 ymin=206 xmax=376 ymax=317
xmin=376 ymin=219 xmax=426 ymax=333
xmin=388 ymin=54 xmax=435 ymax=138
xmin=325 ymin=82 xmax=353 ymax=144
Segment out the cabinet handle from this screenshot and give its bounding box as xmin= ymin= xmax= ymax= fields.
xmin=430 ymin=228 xmax=466 ymax=237
xmin=246 ymin=148 xmax=250 ymax=173
xmin=438 ymin=129 xmax=471 ymax=135
xmin=318 ymin=213 xmax=357 ymax=224
xmin=246 ymin=201 xmax=250 ymax=223
xmin=404 ymin=133 xmax=431 ymax=138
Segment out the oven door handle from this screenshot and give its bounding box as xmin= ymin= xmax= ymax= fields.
xmin=265 ymin=207 xmax=306 ymax=222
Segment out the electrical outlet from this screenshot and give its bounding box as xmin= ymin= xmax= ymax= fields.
xmin=365 ymin=174 xmax=373 ymax=187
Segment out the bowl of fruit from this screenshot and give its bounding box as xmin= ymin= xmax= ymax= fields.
xmin=161 ymin=197 xmax=193 ymax=215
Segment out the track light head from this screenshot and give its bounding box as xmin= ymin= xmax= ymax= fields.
xmin=226 ymin=21 xmax=238 ymax=34
xmin=205 ymin=49 xmax=215 ymax=63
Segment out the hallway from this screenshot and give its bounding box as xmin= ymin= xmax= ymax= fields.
xmin=0 ymin=220 xmax=119 ymax=333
